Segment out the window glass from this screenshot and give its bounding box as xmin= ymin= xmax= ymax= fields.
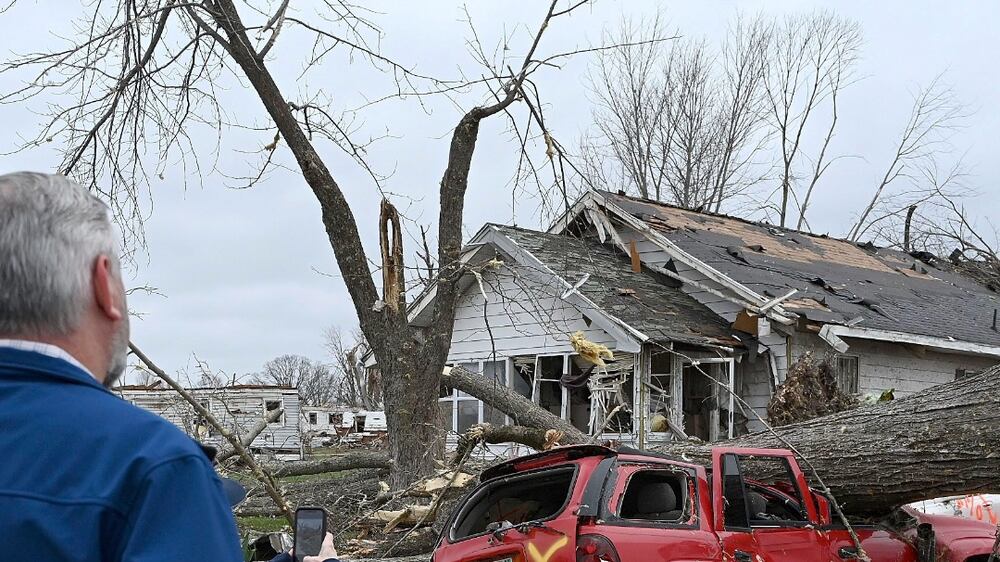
xmin=483 ymin=403 xmax=506 ymax=425
xmin=309 ymin=412 xmax=317 ymax=424
xmin=328 ymin=413 xmax=336 ymax=424
xmin=452 ymin=467 xmax=574 ymax=540
xmin=483 ymin=360 xmax=505 ymax=384
xmin=722 ymin=454 xmax=750 ymax=529
xmin=457 ymin=400 xmax=479 ymax=432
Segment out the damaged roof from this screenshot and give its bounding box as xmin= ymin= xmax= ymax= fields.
xmin=600 ymin=190 xmax=1000 ymax=348
xmin=491 ymin=224 xmax=740 ymax=348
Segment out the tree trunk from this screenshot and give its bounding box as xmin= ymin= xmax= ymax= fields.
xmin=654 ymin=364 xmax=1000 ymax=516
xmin=442 ymin=366 xmax=587 ymax=444
xmin=383 ymin=352 xmax=445 ymax=489
xmin=273 ymin=452 xmax=392 ymax=478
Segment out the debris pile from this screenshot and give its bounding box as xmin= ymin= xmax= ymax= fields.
xmin=766 ymin=352 xmax=857 ymax=426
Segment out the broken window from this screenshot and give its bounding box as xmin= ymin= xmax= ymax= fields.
xmin=328 ymin=413 xmax=336 ymax=425
xmin=308 ymin=412 xmax=317 ymax=425
xmin=511 ymin=357 xmax=534 ymax=398
xmin=618 ymin=470 xmax=688 ymax=522
xmin=648 ymin=351 xmax=675 ymax=435
xmin=834 ymin=355 xmax=859 ymax=394
xmin=535 ymin=356 xmax=565 ymax=417
xmin=264 ymin=399 xmax=284 ymax=425
xmin=450 ymin=466 xmax=575 ymax=540
xmin=729 ymin=454 xmax=808 ymax=525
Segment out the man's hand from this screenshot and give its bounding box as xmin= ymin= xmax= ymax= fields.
xmin=303 ymin=532 xmax=339 ymax=562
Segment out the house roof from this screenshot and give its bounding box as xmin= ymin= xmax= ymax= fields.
xmin=599 ymin=190 xmax=1000 ymax=348
xmin=492 ymin=224 xmax=740 ymax=348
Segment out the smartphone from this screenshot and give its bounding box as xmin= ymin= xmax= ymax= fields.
xmin=294 ymin=507 xmax=327 ymax=562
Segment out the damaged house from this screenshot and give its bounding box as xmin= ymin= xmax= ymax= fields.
xmin=118 ymin=384 xmax=302 ymax=460
xmin=399 ymin=189 xmax=1000 ymax=450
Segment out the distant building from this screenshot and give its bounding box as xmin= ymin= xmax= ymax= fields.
xmin=118 ymin=384 xmax=302 ymax=460
xmin=300 ymin=405 xmax=388 ymax=447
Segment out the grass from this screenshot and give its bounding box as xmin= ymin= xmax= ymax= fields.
xmin=237 ymin=515 xmax=289 ymax=534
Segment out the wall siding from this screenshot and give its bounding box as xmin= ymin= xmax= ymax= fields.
xmin=789 ymin=332 xmax=998 ymax=397
xmin=446 ymin=268 xmax=617 ymax=364
xmin=120 ymin=387 xmax=302 ymax=457
xmin=739 ymin=354 xmax=773 ymax=434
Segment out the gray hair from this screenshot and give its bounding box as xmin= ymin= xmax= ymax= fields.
xmin=0 ymin=172 xmax=120 ymax=337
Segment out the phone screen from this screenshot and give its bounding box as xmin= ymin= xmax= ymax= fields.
xmin=294 ymin=508 xmax=326 ymax=562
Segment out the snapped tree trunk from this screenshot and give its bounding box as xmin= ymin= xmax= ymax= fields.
xmin=654 ymin=364 xmax=1000 ymax=516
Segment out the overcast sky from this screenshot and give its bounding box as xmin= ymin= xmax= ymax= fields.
xmin=1 ymin=1 xmax=997 ymax=381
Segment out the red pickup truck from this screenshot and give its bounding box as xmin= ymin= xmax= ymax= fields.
xmin=432 ymin=445 xmax=996 ymax=562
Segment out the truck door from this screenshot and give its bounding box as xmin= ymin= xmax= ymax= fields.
xmin=712 ymin=449 xmax=831 ymax=562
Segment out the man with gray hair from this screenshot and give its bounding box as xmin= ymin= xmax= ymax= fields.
xmin=0 ymin=172 xmax=243 ymax=561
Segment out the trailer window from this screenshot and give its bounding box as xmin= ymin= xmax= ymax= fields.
xmin=451 ymin=467 xmax=575 ymax=540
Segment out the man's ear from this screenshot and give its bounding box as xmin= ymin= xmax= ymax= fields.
xmin=92 ymin=255 xmax=125 ymax=322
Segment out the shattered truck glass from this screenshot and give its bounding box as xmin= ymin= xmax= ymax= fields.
xmin=432 ymin=445 xmax=998 ymax=562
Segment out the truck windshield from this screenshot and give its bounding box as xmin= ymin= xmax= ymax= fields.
xmin=451 ymin=466 xmax=576 ymax=540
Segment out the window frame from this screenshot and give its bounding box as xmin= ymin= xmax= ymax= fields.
xmin=264 ymin=398 xmax=285 ymax=426
xmin=607 ymin=465 xmax=698 ymax=529
xmin=446 ymin=464 xmax=579 ymax=542
xmin=834 ymin=354 xmax=860 ymax=395
xmin=721 ymin=453 xmax=813 ymax=530
xmin=439 ymin=359 xmax=509 ymax=434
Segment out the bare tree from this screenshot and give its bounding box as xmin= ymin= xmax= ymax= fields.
xmin=848 ymin=75 xmax=968 ymax=241
xmin=766 ymin=11 xmax=862 ymax=227
xmin=253 ymin=354 xmax=336 ymax=407
xmin=581 ymin=13 xmax=774 ymax=211
xmin=0 ymin=0 xmax=607 ymax=487
xmin=583 ymin=15 xmax=673 ymax=201
xmin=324 ymin=326 xmax=378 ymax=409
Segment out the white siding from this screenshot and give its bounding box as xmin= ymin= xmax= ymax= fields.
xmin=789 ymin=332 xmax=998 ymax=397
xmin=446 ymin=267 xmax=616 ymax=363
xmin=738 ymin=355 xmax=772 ymax=434
xmin=120 ymin=387 xmax=302 ymax=457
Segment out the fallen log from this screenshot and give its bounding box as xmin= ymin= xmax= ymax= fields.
xmin=273 ymin=452 xmax=392 ymax=478
xmin=656 ymin=364 xmax=1000 ymax=516
xmin=453 ymin=423 xmax=576 ymax=465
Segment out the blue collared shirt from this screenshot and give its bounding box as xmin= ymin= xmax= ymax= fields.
xmin=0 ymin=346 xmax=243 ymax=562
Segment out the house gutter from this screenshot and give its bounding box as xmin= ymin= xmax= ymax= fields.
xmin=819 ymin=324 xmax=1000 ymax=358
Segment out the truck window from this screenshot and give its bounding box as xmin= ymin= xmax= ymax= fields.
xmin=721 ymin=454 xmax=750 ymax=529
xmin=451 ymin=466 xmax=575 ymax=540
xmin=727 ymin=454 xmax=808 ymax=526
xmin=618 ymin=470 xmax=687 ymax=522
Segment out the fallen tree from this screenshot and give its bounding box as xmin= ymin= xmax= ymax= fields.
xmin=448 ymin=363 xmax=1000 ymax=516
xmin=655 ymin=363 xmax=1000 ymax=516
xmin=442 ymin=366 xmax=587 ymax=444
xmin=272 ymin=452 xmax=392 ymax=478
